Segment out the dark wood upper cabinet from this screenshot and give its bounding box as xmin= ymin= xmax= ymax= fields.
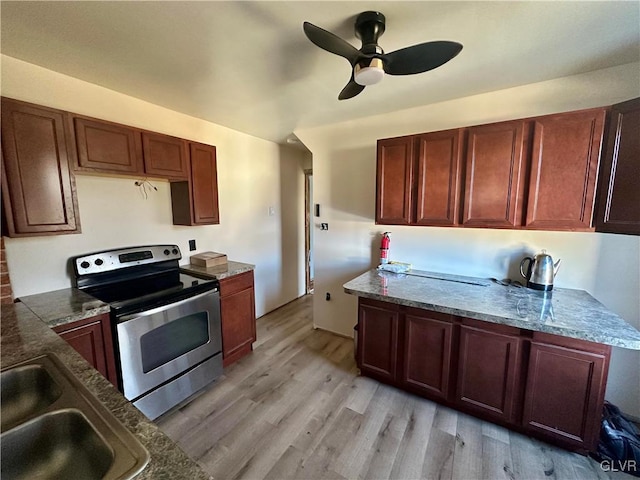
xmin=1 ymin=98 xmax=81 ymax=236
xmin=376 ymin=136 xmax=414 ymax=225
xmin=595 ymin=97 xmax=640 ymax=235
xmin=522 ymin=333 xmax=610 ymax=452
xmin=526 ymin=109 xmax=606 ymax=230
xmin=376 ymin=129 xmax=464 ymax=226
xmin=375 ymin=105 xmax=622 ymax=232
xmin=462 ymin=120 xmax=529 ymax=228
xmin=414 ymin=129 xmax=465 ymax=226
xmin=73 ymin=116 xmax=144 ymax=175
xmin=141 ymin=132 xmax=189 ymax=179
xmin=74 ymin=117 xmax=189 ymax=180
xmin=190 ymin=142 xmax=220 ymax=224
xmin=455 ymin=320 xmax=523 ymax=423
xmin=170 ymin=142 xmax=220 ymax=225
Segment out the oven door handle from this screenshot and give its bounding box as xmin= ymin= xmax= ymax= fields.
xmin=118 ymin=288 xmax=218 ymax=322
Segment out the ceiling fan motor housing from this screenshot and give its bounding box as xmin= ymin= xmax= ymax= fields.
xmin=355 ymin=11 xmax=386 ymax=54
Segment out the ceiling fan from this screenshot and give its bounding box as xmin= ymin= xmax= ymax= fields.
xmin=303 ymin=11 xmax=463 ymax=100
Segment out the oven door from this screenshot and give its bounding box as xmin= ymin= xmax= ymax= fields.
xmin=116 ymin=289 xmax=221 ymax=401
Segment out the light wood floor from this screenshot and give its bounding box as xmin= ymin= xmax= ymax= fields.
xmin=157 ymin=295 xmax=634 ymax=480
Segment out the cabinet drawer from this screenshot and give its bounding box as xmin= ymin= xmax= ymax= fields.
xmin=219 ymin=270 xmax=254 ymax=297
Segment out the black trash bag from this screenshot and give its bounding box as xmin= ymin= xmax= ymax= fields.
xmin=592 ymin=401 xmax=640 ymax=477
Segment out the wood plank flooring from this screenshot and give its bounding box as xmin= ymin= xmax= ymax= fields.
xmin=156 ymin=295 xmax=635 ymax=480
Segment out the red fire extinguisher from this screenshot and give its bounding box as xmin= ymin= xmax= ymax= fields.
xmin=380 ymin=232 xmax=391 ymax=264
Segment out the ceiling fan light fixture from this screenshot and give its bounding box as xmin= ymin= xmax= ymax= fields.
xmin=354 ymin=58 xmax=384 ymax=86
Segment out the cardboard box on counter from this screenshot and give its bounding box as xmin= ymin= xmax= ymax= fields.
xmin=190 ymin=252 xmax=227 ymax=268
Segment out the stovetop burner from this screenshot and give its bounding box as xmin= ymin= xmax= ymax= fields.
xmin=73 ymin=245 xmax=219 ymax=317
xmin=85 ymin=271 xmax=217 ymax=317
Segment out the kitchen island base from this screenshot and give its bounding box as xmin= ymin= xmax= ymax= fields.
xmin=356 ymin=297 xmax=611 ymax=455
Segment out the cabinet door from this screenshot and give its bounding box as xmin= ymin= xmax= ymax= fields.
xmin=53 ymin=314 xmax=118 ymax=388
xmin=526 ymin=109 xmax=606 ymax=230
xmin=1 ymin=98 xmax=81 ymax=236
xmin=357 ymin=298 xmax=400 ymax=383
xmin=376 ymin=136 xmax=414 ymax=225
xmin=456 ymin=321 xmax=523 ymax=423
xmin=141 ymin=132 xmax=189 ymax=179
xmin=220 ymin=271 xmax=256 ymax=367
xmin=462 ymin=120 xmax=528 ymax=227
xmin=73 ymin=116 xmax=144 ymax=174
xmin=402 ymin=309 xmax=455 ymax=400
xmin=595 ymin=98 xmax=640 ymax=235
xmin=523 ymin=336 xmax=610 ymax=452
xmin=190 ymin=142 xmax=220 ymax=224
xmin=414 ymin=129 xmax=464 ymax=226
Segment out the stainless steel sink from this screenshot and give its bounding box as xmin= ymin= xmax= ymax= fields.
xmin=0 ymin=354 xmax=149 ymax=480
xmin=1 ymin=364 xmax=62 ymax=431
xmin=2 ymin=409 xmax=114 ymax=479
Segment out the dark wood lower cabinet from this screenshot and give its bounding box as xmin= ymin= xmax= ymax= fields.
xmin=357 ymin=298 xmax=400 ymax=382
xmin=220 ymin=271 xmax=256 ymax=367
xmin=355 ymin=297 xmax=610 ymax=454
xmin=523 ymin=333 xmax=610 ymax=452
xmin=402 ymin=308 xmax=454 ymax=400
xmin=53 ymin=313 xmax=118 ymax=388
xmin=455 ymin=321 xmax=523 ymax=423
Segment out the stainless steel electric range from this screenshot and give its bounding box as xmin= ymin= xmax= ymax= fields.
xmin=73 ymin=245 xmax=222 ymax=420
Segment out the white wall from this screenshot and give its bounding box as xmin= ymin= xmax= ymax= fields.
xmin=1 ymin=55 xmax=306 ymax=317
xmin=296 ymin=62 xmax=640 ymax=417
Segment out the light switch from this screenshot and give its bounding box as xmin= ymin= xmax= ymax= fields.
xmin=268 ymin=206 xmax=275 ymax=216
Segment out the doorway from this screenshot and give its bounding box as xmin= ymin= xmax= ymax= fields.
xmin=304 ymin=169 xmax=314 ymax=294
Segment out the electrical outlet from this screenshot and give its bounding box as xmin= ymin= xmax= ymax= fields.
xmin=188 ymin=239 xmax=196 ymax=251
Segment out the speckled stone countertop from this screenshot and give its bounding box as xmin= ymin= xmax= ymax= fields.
xmin=344 ymin=269 xmax=640 ymax=350
xmin=19 ymin=287 xmax=110 ymax=328
xmin=1 ymin=302 xmax=211 ymax=480
xmin=180 ymin=260 xmax=255 ymax=280
xmin=18 ymin=259 xmax=255 ymax=328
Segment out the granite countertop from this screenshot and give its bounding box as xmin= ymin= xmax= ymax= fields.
xmin=19 ymin=287 xmax=110 ymax=328
xmin=180 ymin=260 xmax=255 ymax=280
xmin=18 ymin=260 xmax=254 ymax=329
xmin=344 ymin=269 xmax=640 ymax=350
xmin=1 ymin=302 xmax=211 ymax=480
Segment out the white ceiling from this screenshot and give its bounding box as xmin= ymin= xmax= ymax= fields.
xmin=1 ymin=1 xmax=639 ymax=144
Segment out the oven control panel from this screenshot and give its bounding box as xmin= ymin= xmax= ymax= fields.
xmin=74 ymin=245 xmax=182 ymax=276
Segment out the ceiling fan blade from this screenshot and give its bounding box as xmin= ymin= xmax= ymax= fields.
xmin=303 ymin=22 xmax=364 ymax=64
xmin=338 ymin=75 xmax=365 ymax=100
xmin=382 ymin=41 xmax=463 ymax=75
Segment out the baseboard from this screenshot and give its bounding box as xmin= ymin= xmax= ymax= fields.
xmin=312 ymin=324 xmax=355 ymax=340
xmin=258 ymin=293 xmax=309 ymax=319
